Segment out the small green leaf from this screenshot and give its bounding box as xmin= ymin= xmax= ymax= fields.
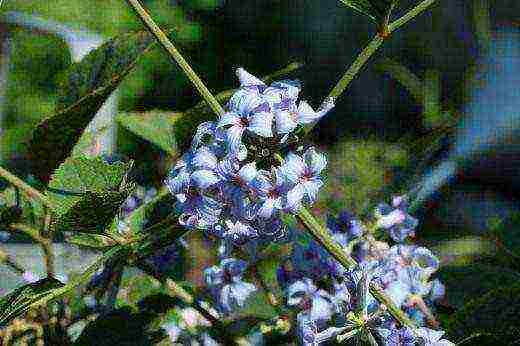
xmin=0 ymin=277 xmax=65 ymax=327
xmin=116 ymin=111 xmax=180 ymax=155
xmin=46 ymin=156 xmax=134 ymax=233
xmin=28 ymin=30 xmax=157 ymax=181
xmin=338 ymin=0 xmax=398 ymax=26
xmin=66 ymin=233 xmax=117 ymax=250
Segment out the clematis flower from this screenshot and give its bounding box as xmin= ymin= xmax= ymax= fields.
xmin=203 ymin=258 xmax=257 ymax=314
xmin=282 ymin=147 xmax=327 ymax=212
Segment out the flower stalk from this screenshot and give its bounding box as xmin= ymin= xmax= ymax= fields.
xmin=0 ymin=166 xmax=53 ymax=208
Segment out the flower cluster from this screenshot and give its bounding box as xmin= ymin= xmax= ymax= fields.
xmin=276 ymin=202 xmax=450 ymax=345
xmin=166 ymin=68 xmax=334 ymax=244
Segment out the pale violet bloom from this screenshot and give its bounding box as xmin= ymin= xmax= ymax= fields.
xmin=235 ymin=67 xmax=266 ymax=93
xmin=282 ymin=147 xmax=327 ymax=212
xmin=221 ymin=219 xmax=258 ymax=244
xmin=388 ymin=245 xmax=440 ymax=278
xmin=275 ymin=98 xmax=334 ymax=135
xmin=375 ymin=195 xmax=419 ymax=242
xmin=378 ymin=327 xmax=416 ymax=346
xmin=416 ymin=327 xmax=454 ymax=346
xmin=428 ymin=278 xmax=446 ymax=302
xmin=203 ymin=258 xmax=257 ymax=314
xmin=287 ymin=278 xmax=334 ymax=324
xmin=263 ymin=79 xmax=301 ymax=107
xmin=219 ymin=92 xmax=273 ymax=153
xmin=177 ymin=190 xmax=222 ymax=229
xmin=252 ymin=168 xmax=287 ymax=218
xmin=384 ymin=267 xmax=432 ymax=308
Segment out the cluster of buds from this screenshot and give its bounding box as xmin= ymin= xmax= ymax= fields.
xmin=165 ymin=69 xmax=334 ymax=244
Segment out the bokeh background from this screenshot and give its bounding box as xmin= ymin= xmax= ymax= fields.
xmin=1 ymin=0 xmax=520 ymax=342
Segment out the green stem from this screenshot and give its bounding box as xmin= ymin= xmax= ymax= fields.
xmin=125 ymin=0 xmax=225 ymax=116
xmin=317 ymin=0 xmax=438 ymax=112
xmin=0 ymin=166 xmax=53 ymax=208
xmin=387 ymin=0 xmax=438 ymax=33
xmin=296 ymin=206 xmax=415 ymax=328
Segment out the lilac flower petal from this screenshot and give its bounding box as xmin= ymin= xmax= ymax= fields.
xmin=286 ymin=184 xmax=305 ymax=212
xmin=238 ymin=162 xmax=257 ymax=185
xmin=275 ymin=109 xmax=298 ymax=134
xmin=226 ymin=126 xmax=245 ymax=153
xmin=282 ymin=152 xmax=306 ymax=185
xmin=165 ymin=170 xmax=190 ymax=195
xmin=191 ymin=121 xmax=216 ymax=150
xmin=248 ymin=111 xmax=273 ymax=137
xmin=297 ymin=101 xmax=322 ymax=124
xmin=218 ymin=111 xmax=241 ymax=128
xmin=191 ymin=170 xmax=222 ymax=190
xmin=302 ymin=179 xmax=323 ymax=204
xmin=304 ymin=148 xmax=327 ymax=176
xmin=192 ymin=147 xmax=218 ymax=170
xmin=236 ymin=68 xmax=265 ymax=88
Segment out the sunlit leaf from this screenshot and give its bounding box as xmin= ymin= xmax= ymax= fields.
xmin=0 ymin=277 xmax=65 ymax=327
xmin=46 ymin=156 xmax=134 ymax=233
xmin=28 ymin=31 xmax=157 ymax=181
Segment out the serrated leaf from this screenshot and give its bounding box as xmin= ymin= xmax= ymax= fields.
xmin=66 ymin=233 xmax=117 ymax=250
xmin=448 ymin=282 xmax=520 ymax=342
xmin=46 ymin=156 xmax=134 ymax=233
xmin=116 ymin=111 xmax=181 ymax=155
xmin=28 ymin=30 xmax=157 ymax=181
xmin=437 ymin=264 xmax=520 ymax=309
xmin=0 ymin=277 xmax=65 ymax=327
xmin=338 ymin=0 xmax=398 ymax=25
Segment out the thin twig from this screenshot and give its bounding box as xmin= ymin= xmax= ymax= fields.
xmin=10 ymin=223 xmax=55 ymax=276
xmin=0 ymin=166 xmax=53 ymax=208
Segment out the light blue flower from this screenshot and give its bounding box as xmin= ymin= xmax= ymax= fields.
xmin=252 ymin=168 xmax=287 ymax=219
xmin=378 ymin=326 xmax=416 ymax=346
xmin=222 ymin=219 xmax=258 ymax=244
xmin=203 ymin=258 xmax=257 ymax=314
xmin=375 ymin=195 xmax=418 ymax=242
xmin=416 ymin=327 xmax=454 ymax=345
xmin=274 ymin=99 xmax=334 ymax=135
xmin=177 ymin=190 xmax=222 ymax=229
xmin=287 ymin=278 xmax=334 ymax=324
xmin=282 ymin=147 xmax=327 ymax=212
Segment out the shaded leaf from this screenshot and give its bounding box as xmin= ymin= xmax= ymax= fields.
xmin=0 ymin=205 xmax=22 ymax=228
xmin=73 ymin=307 xmax=166 ymax=346
xmin=338 ymin=0 xmax=398 ymax=25
xmin=116 ymin=111 xmax=181 ymax=155
xmin=437 ymin=264 xmax=520 ymax=309
xmin=28 ymin=30 xmax=157 ymax=181
xmin=46 ymin=156 xmax=134 ymax=233
xmin=447 ymin=282 xmax=520 ymax=343
xmin=66 ymin=233 xmax=117 ymax=250
xmin=0 ymin=277 xmax=65 ymax=327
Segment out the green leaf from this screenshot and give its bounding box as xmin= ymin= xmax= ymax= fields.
xmin=338 ymin=0 xmax=398 ymax=25
xmin=66 ymin=233 xmax=117 ymax=250
xmin=437 ymin=264 xmax=520 ymax=309
xmin=447 ymin=282 xmax=520 ymax=343
xmin=0 ymin=205 xmax=22 ymax=228
xmin=116 ymin=111 xmax=181 ymax=155
xmin=28 ymin=30 xmax=157 ymax=181
xmin=46 ymin=156 xmax=135 ymax=233
xmin=0 ymin=277 xmax=65 ymax=327
xmin=235 ymin=291 xmax=278 ymax=321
